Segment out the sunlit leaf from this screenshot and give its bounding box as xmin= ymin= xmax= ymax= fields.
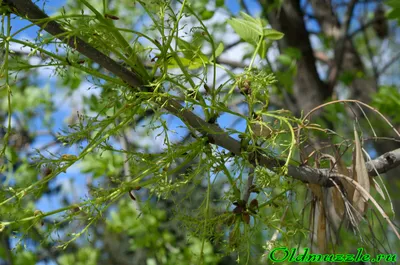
xmin=227 ymin=16 xmax=262 ymax=45
xmin=263 ymin=28 xmax=284 ymax=40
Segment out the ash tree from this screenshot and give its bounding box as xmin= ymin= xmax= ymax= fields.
xmin=0 ymin=0 xmax=400 ymax=264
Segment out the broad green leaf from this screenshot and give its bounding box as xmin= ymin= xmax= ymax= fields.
xmin=228 ymin=13 xmax=283 ymax=45
xmin=227 ymin=17 xmax=262 ymax=45
xmin=263 ymin=28 xmax=284 ymax=40
xmin=240 ymin=11 xmax=262 ymax=25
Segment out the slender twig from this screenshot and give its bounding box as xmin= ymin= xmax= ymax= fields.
xmin=348 ymin=17 xmax=377 ymax=39
xmin=216 ymin=58 xmax=247 ymax=68
xmin=377 ymin=51 xmax=400 ymax=76
xmin=224 ymin=40 xmax=241 ymax=52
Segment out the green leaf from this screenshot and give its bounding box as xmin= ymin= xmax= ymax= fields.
xmin=277 ymin=54 xmax=292 ymax=66
xmin=188 ymin=57 xmax=207 ymax=69
xmin=263 ymin=28 xmax=284 ymax=40
xmin=79 ymin=151 xmax=123 ymax=178
xmin=214 ymin=42 xmax=224 ymax=58
xmin=227 ymin=17 xmax=262 ymax=45
xmin=216 ymin=0 xmax=224 ymax=7
xmin=338 ymin=71 xmax=356 ymax=85
xmin=258 ymin=40 xmax=267 ymax=59
xmin=176 ymin=38 xmax=209 ymax=66
xmin=168 ymin=57 xmax=206 ymax=70
xmin=228 ymin=13 xmax=284 ymax=45
xmin=177 ymin=38 xmax=200 ymax=58
xmin=388 ymin=9 xmax=400 ymax=21
xmin=240 ymin=11 xmax=261 ymax=25
xmin=284 ymin=47 xmax=302 ymax=59
xmin=201 ymin=9 xmax=214 ymax=20
xmin=387 ymin=0 xmax=400 ymax=8
xmin=15 ymin=251 xmax=36 ymax=265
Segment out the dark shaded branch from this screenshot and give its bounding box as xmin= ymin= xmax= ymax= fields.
xmin=224 ymin=40 xmax=241 ymax=52
xmin=348 ymin=17 xmax=377 ymax=39
xmin=242 ymin=167 xmax=254 ymax=203
xmin=329 ymin=0 xmax=358 ymax=89
xmin=216 ymin=58 xmax=247 ymax=68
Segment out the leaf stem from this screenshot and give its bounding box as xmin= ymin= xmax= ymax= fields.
xmin=249 ymin=36 xmax=263 ymax=69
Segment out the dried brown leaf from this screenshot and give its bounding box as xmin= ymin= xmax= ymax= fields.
xmin=332 ymin=182 xmax=345 ymax=218
xmin=332 ymin=150 xmax=351 ymax=218
xmin=336 ymin=151 xmax=354 ymax=201
xmin=309 ymin=184 xmax=323 ymax=200
xmin=352 ymin=127 xmax=370 ymax=214
xmin=242 ymin=212 xmax=250 ymax=224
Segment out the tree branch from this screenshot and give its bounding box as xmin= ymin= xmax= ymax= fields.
xmin=329 ymin=0 xmax=358 ymax=89
xmin=260 ymin=0 xmax=330 ymax=112
xmin=310 ymin=0 xmax=375 ymax=105
xmin=6 ymin=0 xmax=400 ymax=187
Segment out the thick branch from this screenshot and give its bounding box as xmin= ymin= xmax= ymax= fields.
xmin=7 ymin=0 xmax=400 ymax=187
xmin=330 ymin=0 xmax=358 ymax=89
xmin=260 ymin=0 xmax=330 ymax=113
xmin=310 ymin=0 xmax=375 ymax=104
